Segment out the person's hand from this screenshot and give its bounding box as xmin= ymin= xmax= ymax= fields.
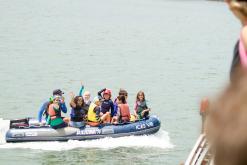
xmin=60 ymin=96 xmax=65 ymax=103
xmin=69 ymin=92 xmax=75 ymax=98
xmin=81 ymin=81 xmax=84 ymax=87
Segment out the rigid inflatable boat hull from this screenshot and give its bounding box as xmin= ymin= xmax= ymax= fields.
xmin=6 ymin=116 xmax=161 ymax=142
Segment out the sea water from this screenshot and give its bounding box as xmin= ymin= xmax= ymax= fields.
xmin=0 ymin=0 xmax=239 ymax=164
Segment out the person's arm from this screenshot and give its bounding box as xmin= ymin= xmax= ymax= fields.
xmin=110 ymin=100 xmax=115 ymax=117
xmin=240 ymin=27 xmax=247 ymax=68
xmin=98 ymin=88 xmax=106 ymax=100
xmin=133 ymin=102 xmax=138 ymax=117
xmin=94 ymin=107 xmax=101 ymax=122
xmin=113 ymin=102 xmax=118 ymax=117
xmin=78 ymin=85 xmax=85 ymax=96
xmin=38 ymin=101 xmax=48 ymax=122
xmin=69 ymin=92 xmax=76 ymax=108
xmin=60 ymin=102 xmax=67 ymax=113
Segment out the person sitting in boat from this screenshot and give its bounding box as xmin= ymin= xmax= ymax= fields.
xmin=77 ymin=82 xmax=91 ymax=112
xmin=37 ymin=89 xmax=67 ymax=123
xmin=112 ymin=89 xmax=128 ymax=124
xmin=87 ymin=97 xmax=110 ymax=126
xmin=134 ymin=91 xmax=151 ymax=120
xmin=69 ymin=92 xmax=87 ymax=128
xmin=83 ymin=91 xmax=91 ymax=109
xmin=47 ymin=95 xmax=68 ymax=129
xmin=98 ymin=88 xmax=113 ymax=123
xmin=116 ymin=95 xmax=131 ymax=124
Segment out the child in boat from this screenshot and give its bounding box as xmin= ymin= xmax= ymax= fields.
xmin=69 ymin=92 xmax=88 ymax=128
xmin=87 ymin=97 xmax=110 ymax=126
xmin=117 ymin=95 xmax=130 ymax=123
xmin=47 ymin=95 xmax=68 ymax=129
xmin=98 ymin=88 xmax=113 ymax=122
xmin=134 ymin=91 xmax=151 ymax=120
xmin=112 ymin=89 xmax=128 ymax=124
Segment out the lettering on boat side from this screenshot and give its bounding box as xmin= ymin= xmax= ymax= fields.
xmin=13 ymin=133 xmax=24 ymax=137
xmin=136 ymin=122 xmax=154 ymax=130
xmin=25 ymin=132 xmax=38 ymax=137
xmin=76 ymin=129 xmax=102 ymax=135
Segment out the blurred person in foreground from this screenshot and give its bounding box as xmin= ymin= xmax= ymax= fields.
xmin=226 ymin=0 xmax=247 ymax=81
xmin=204 ymin=1 xmax=247 ymax=164
xmin=206 ymin=71 xmax=247 ymax=165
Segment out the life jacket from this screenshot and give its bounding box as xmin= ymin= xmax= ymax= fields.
xmin=136 ymin=101 xmax=148 ymax=118
xmin=44 ymin=102 xmax=62 ymax=119
xmin=88 ymin=103 xmax=100 ymax=122
xmin=70 ymin=106 xmax=86 ymax=122
xmin=118 ymin=104 xmax=130 ymax=122
xmin=49 ymin=104 xmax=61 ymax=119
xmin=48 ymin=104 xmax=64 ymax=127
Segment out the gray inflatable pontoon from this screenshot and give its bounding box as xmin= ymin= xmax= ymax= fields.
xmin=6 ymin=116 xmax=161 ymax=142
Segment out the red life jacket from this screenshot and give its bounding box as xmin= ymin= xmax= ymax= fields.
xmin=118 ymin=104 xmax=130 ymax=122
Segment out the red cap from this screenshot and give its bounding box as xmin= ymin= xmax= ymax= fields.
xmin=104 ymin=89 xmax=112 ymax=95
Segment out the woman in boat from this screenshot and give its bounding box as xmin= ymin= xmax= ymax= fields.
xmin=134 ymin=91 xmax=151 ymax=120
xmin=226 ymin=0 xmax=247 ymax=82
xmin=87 ymin=97 xmax=110 ymax=126
xmin=69 ymin=92 xmax=87 ymax=128
xmin=47 ymin=95 xmax=68 ymax=129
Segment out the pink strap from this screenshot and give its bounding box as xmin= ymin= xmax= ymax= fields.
xmin=239 ymin=34 xmax=247 ymax=69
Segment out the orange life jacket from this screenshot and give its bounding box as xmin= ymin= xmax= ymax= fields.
xmin=118 ymin=104 xmax=130 ymax=122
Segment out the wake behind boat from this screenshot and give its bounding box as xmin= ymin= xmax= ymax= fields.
xmin=5 ymin=115 xmax=160 ymax=143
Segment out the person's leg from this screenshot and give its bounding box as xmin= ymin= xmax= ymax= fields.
xmin=63 ymin=117 xmax=70 ymax=123
xmin=52 ymin=122 xmax=67 ymax=129
xmin=141 ymin=110 xmax=150 ymax=118
xmin=111 ymin=116 xmax=119 ymax=124
xmin=101 ymin=112 xmax=111 ymax=123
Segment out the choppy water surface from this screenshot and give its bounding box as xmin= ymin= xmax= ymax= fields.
xmin=0 ymin=0 xmax=239 ymax=164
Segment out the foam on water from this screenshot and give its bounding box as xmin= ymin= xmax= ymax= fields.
xmin=0 ymin=118 xmax=10 ymax=144
xmin=0 ymin=120 xmax=173 ymax=151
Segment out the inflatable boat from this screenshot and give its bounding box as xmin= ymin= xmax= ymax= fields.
xmin=5 ymin=116 xmax=161 ymax=142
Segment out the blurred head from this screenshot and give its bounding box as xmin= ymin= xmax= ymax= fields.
xmin=52 ymin=95 xmax=61 ymax=104
xmin=207 ymin=72 xmax=247 ymax=165
xmin=117 ymin=95 xmax=126 ymax=104
xmin=136 ymin=91 xmax=145 ymax=102
xmin=103 ymin=89 xmax=111 ymax=100
xmin=119 ymin=88 xmax=128 ymax=99
xmin=83 ymin=91 xmax=91 ymax=101
xmin=93 ymin=97 xmax=101 ymax=106
xmin=226 ymin=0 xmax=247 ymax=21
xmin=74 ymin=96 xmax=84 ymax=107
